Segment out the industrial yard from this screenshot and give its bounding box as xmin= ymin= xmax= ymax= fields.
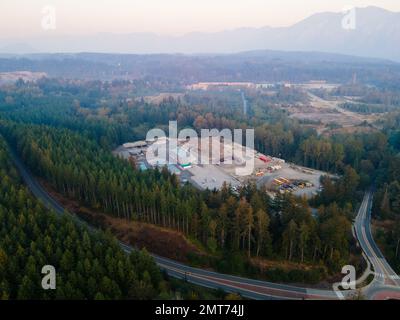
xmin=114 ymin=137 xmax=328 ymax=198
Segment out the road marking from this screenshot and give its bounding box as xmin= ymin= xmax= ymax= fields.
xmin=356 ymin=193 xmax=400 ymax=287
xmin=11 ymin=149 xmax=400 ymax=300
xmin=158 ymin=263 xmax=338 ymax=300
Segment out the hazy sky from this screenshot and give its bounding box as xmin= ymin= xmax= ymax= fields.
xmin=1 ymin=0 xmax=400 ymax=38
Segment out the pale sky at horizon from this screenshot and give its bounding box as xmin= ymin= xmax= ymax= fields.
xmin=1 ymin=0 xmax=400 ymax=38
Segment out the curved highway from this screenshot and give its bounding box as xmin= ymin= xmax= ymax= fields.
xmin=354 ymin=192 xmax=400 ymax=299
xmin=9 ymin=147 xmax=400 ymax=300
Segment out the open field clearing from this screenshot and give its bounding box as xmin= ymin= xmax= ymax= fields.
xmin=289 ymin=92 xmax=382 ymax=132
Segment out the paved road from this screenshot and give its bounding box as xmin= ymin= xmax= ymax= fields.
xmin=241 ymin=91 xmax=247 ymax=116
xmin=354 ymin=192 xmax=400 ymax=299
xmin=10 ymin=148 xmax=341 ymax=299
xmin=9 ymin=148 xmax=400 ymax=300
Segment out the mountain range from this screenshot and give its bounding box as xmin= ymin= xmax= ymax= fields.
xmin=1 ymin=6 xmax=399 ymax=61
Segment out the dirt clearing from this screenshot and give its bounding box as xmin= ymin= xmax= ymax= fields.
xmin=39 ymin=180 xmax=206 ymax=262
